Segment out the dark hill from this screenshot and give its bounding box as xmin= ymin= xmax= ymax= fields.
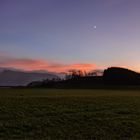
xmin=103 ymin=67 xmax=140 ymax=85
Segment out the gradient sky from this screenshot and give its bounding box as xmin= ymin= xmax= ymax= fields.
xmin=0 ymin=0 xmax=140 ymax=72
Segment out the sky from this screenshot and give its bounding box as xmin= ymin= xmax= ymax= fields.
xmin=0 ymin=0 xmax=140 ymax=72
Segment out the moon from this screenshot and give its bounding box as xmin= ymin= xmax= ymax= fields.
xmin=94 ymin=26 xmax=97 ymax=29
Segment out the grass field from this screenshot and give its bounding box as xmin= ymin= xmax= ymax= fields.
xmin=0 ymin=89 xmax=140 ymax=139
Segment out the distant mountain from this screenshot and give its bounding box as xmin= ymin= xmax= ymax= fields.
xmin=0 ymin=68 xmax=59 ymax=86
xmin=31 ymin=70 xmax=65 ymax=79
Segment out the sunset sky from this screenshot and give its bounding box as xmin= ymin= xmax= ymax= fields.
xmin=0 ymin=0 xmax=140 ymax=72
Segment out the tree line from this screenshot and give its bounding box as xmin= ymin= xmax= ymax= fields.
xmin=28 ymin=67 xmax=140 ymax=88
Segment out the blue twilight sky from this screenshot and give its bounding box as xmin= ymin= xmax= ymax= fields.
xmin=0 ymin=0 xmax=140 ymax=72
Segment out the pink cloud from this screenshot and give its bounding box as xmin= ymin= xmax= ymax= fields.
xmin=0 ymin=56 xmax=96 ymax=73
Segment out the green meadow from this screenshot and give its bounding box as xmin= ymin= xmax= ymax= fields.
xmin=0 ymin=89 xmax=140 ymax=139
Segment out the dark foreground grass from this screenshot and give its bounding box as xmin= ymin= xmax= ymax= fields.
xmin=0 ymin=89 xmax=140 ymax=139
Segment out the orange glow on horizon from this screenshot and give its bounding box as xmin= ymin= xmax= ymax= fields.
xmin=0 ymin=56 xmax=140 ymax=73
xmin=0 ymin=58 xmax=96 ymax=73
